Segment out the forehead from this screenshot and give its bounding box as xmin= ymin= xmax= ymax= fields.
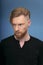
xmin=12 ymin=15 xmax=27 ymax=24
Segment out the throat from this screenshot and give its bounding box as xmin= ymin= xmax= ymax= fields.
xmin=19 ymin=41 xmax=24 ymax=48
xmin=14 ymin=32 xmax=30 ymax=48
xmin=19 ymin=34 xmax=30 ymax=48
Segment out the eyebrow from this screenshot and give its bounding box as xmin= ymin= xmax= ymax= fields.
xmin=12 ymin=23 xmax=25 ymax=25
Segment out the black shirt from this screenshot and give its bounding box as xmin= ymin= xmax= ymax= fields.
xmin=0 ymin=35 xmax=43 ymax=65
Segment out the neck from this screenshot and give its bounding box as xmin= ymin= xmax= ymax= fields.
xmin=20 ymin=32 xmax=30 ymax=42
xmin=14 ymin=32 xmax=30 ymax=48
xmin=14 ymin=32 xmax=30 ymax=42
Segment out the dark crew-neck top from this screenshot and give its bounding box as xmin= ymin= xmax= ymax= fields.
xmin=0 ymin=35 xmax=43 ymax=65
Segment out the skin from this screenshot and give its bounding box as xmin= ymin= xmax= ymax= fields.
xmin=11 ymin=15 xmax=31 ymax=40
xmin=11 ymin=15 xmax=31 ymax=47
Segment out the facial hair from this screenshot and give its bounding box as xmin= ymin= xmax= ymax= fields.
xmin=14 ymin=30 xmax=27 ymax=40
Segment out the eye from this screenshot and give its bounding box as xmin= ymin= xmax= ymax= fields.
xmin=19 ymin=23 xmax=25 ymax=26
xmin=19 ymin=24 xmax=22 ymax=26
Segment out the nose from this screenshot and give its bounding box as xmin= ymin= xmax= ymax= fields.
xmin=15 ymin=25 xmax=19 ymax=31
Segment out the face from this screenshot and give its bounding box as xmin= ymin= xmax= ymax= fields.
xmin=11 ymin=15 xmax=31 ymax=39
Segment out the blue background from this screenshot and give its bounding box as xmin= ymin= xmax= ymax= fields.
xmin=0 ymin=0 xmax=43 ymax=41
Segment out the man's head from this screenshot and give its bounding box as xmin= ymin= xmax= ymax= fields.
xmin=10 ymin=7 xmax=31 ymax=39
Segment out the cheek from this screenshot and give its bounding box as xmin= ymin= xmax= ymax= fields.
xmin=20 ymin=26 xmax=28 ymax=32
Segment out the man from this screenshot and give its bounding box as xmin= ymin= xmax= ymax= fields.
xmin=0 ymin=7 xmax=43 ymax=65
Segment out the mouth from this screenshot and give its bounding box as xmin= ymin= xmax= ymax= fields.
xmin=15 ymin=32 xmax=21 ymax=35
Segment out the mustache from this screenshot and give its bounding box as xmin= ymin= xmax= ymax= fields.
xmin=14 ymin=31 xmax=21 ymax=34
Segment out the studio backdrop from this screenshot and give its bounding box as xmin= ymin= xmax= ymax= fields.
xmin=0 ymin=0 xmax=43 ymax=41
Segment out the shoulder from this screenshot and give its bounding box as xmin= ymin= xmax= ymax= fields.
xmin=1 ymin=35 xmax=14 ymax=42
xmin=0 ymin=35 xmax=15 ymax=46
xmin=30 ymin=35 xmax=43 ymax=47
xmin=30 ymin=36 xmax=43 ymax=54
xmin=30 ymin=35 xmax=43 ymax=43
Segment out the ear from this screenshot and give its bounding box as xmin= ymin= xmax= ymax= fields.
xmin=28 ymin=19 xmax=31 ymax=27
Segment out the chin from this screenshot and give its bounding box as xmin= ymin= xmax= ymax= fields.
xmin=16 ymin=35 xmax=23 ymax=39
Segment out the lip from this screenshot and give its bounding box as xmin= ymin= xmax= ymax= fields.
xmin=15 ymin=32 xmax=20 ymax=34
xmin=15 ymin=32 xmax=20 ymax=35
